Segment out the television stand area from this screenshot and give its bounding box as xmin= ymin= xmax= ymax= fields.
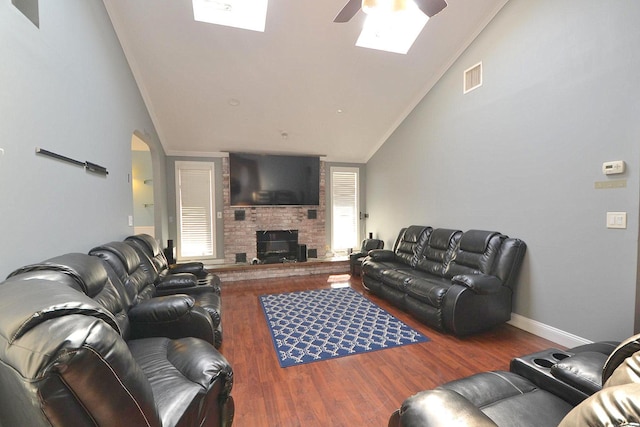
xmin=208 ymin=257 xmax=349 ymax=282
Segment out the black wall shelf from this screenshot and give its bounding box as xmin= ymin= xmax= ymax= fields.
xmin=36 ymin=147 xmax=109 ymax=176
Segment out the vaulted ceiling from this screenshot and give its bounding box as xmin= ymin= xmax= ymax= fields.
xmin=103 ymin=0 xmax=508 ymax=162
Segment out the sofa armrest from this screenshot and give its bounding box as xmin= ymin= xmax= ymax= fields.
xmin=155 ymin=273 xmax=219 ymax=297
xmin=366 ymin=249 xmax=396 ymax=262
xmin=169 ymin=262 xmax=205 ymax=275
xmin=391 ymin=389 xmax=497 ymax=427
xmin=128 ymin=295 xmax=215 ymax=344
xmin=451 ymin=274 xmax=503 ymax=295
xmin=128 ymin=295 xmax=194 ymax=322
xmin=551 ymin=351 xmax=609 ymax=395
xmin=349 ymin=251 xmax=367 ymax=262
xmin=156 ymin=272 xmax=198 ymax=291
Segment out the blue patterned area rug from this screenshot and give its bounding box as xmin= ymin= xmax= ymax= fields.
xmin=259 ymin=287 xmax=429 ymax=368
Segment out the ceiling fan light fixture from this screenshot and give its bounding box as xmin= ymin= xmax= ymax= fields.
xmin=333 ymin=0 xmax=446 ymax=23
xmin=362 ymin=0 xmax=409 ymax=15
xmin=356 ymin=1 xmax=428 ymax=54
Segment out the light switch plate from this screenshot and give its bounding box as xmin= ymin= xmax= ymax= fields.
xmin=606 ymin=212 xmax=627 ymax=229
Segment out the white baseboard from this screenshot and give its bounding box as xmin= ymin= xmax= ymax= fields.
xmin=508 ymin=313 xmax=592 ymax=349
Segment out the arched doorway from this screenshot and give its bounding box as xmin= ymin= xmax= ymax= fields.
xmin=131 ymin=133 xmax=155 ymax=237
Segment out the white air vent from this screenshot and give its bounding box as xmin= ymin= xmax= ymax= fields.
xmin=464 ymin=62 xmax=482 ymax=94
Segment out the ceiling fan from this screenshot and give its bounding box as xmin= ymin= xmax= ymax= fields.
xmin=334 ymin=0 xmax=447 ymax=23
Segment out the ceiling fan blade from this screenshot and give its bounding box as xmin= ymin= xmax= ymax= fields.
xmin=415 ymin=0 xmax=447 ymax=17
xmin=334 ymin=0 xmax=362 ymax=23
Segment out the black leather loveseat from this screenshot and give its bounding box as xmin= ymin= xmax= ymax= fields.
xmin=0 ymin=250 xmax=234 ymax=426
xmin=389 ymin=334 xmax=640 ymax=426
xmin=362 ymin=225 xmax=526 ymax=335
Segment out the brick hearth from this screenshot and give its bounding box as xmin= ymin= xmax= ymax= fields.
xmin=209 ymin=258 xmax=349 ymax=282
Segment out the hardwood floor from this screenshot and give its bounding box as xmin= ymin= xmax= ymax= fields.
xmin=219 ymin=274 xmax=561 ymax=427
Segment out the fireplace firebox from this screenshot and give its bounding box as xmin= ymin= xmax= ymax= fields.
xmin=256 ymin=230 xmax=299 ymax=263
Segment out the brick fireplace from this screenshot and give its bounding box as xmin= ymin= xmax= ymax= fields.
xmin=222 ymin=157 xmax=326 ymax=264
xmin=256 ymin=229 xmax=299 ymax=263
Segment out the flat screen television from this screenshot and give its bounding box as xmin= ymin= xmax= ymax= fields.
xmin=229 ymin=153 xmax=320 ymax=206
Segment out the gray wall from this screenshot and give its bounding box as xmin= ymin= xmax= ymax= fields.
xmin=366 ymin=0 xmax=640 ymax=342
xmin=0 ymin=1 xmax=163 ymax=277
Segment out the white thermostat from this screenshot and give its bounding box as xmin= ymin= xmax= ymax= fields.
xmin=602 ymin=160 xmax=625 ymax=175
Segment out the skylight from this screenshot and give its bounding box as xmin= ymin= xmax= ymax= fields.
xmin=192 ymin=0 xmax=268 ymax=32
xmin=356 ymin=5 xmax=428 ymax=54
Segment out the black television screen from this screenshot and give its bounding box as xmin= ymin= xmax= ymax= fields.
xmin=229 ymin=153 xmax=320 ymax=206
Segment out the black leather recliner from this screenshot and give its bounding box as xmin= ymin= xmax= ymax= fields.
xmin=126 ymin=234 xmax=221 ymax=293
xmin=0 ymin=257 xmax=234 ymax=426
xmin=389 ymin=334 xmax=640 ymax=426
xmin=509 ymin=340 xmax=620 ymax=406
xmin=125 ymin=238 xmax=220 ymax=299
xmin=349 ymin=238 xmax=384 ymax=276
xmin=89 ymin=241 xmax=223 ymax=348
xmin=9 ymin=252 xmax=218 ymax=345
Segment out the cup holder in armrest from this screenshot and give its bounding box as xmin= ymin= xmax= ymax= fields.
xmin=510 ymin=348 xmax=589 ymax=406
xmin=533 ymin=352 xmax=571 ymax=368
xmin=533 ymin=358 xmax=555 ymax=368
xmin=512 ymin=348 xmax=572 ymax=375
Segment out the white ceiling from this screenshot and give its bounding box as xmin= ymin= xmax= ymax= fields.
xmin=103 ymin=0 xmax=508 ymax=163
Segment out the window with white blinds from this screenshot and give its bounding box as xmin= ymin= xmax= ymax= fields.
xmin=175 ymin=161 xmax=216 ymax=260
xmin=331 ymin=167 xmax=359 ymax=253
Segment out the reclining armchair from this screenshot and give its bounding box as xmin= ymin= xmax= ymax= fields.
xmin=126 ymin=234 xmax=221 ymax=293
xmin=389 ymin=334 xmax=640 ymax=426
xmin=349 ymin=238 xmax=384 ymax=276
xmin=0 ymin=266 xmax=234 ymax=426
xmin=8 ymin=252 xmax=218 ymax=345
xmin=90 ymin=241 xmax=223 ymax=348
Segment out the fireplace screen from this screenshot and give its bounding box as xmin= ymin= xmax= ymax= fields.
xmin=256 ymin=230 xmax=299 ymax=263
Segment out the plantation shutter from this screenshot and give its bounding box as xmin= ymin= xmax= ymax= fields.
xmin=176 ymin=161 xmax=216 ymax=259
xmin=331 ymin=167 xmax=359 ymax=252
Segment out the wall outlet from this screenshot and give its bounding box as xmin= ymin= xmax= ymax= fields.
xmin=128 ymin=215 xmax=133 ymax=227
xmin=606 ymin=212 xmax=626 ymax=229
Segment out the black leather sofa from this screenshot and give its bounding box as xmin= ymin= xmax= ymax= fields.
xmin=362 ymin=225 xmax=526 ymax=335
xmin=1 ymin=249 xmax=233 ymax=426
xmin=89 ymin=241 xmax=224 ymax=348
xmin=389 ymin=335 xmax=640 ymax=426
